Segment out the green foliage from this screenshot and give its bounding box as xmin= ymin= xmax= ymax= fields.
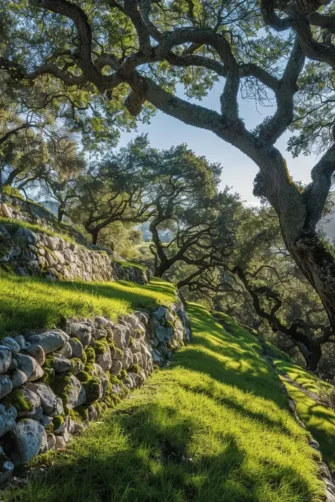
xmin=2 ymin=304 xmax=324 ymax=502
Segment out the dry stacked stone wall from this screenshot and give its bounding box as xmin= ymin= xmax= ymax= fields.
xmin=0 ymin=298 xmax=191 ymax=484
xmin=0 ymin=202 xmax=149 ymax=284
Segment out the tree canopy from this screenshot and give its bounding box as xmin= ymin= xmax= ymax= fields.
xmin=2 ymin=0 xmax=335 ymax=341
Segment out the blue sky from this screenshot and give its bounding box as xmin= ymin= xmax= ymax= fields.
xmin=118 ymin=81 xmax=317 ymax=205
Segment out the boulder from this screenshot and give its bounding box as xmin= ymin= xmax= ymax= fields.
xmin=123 ymin=314 xmax=139 ymax=330
xmin=64 ymin=248 xmax=74 ymax=263
xmin=8 ymin=418 xmax=48 ymax=466
xmin=26 ymin=344 xmax=46 ymax=366
xmin=95 ymin=316 xmax=113 ymax=329
xmin=96 ymin=349 xmax=112 ymax=371
xmin=69 ymin=338 xmax=83 ymax=358
xmin=54 ymin=250 xmax=65 ymax=265
xmin=56 ymin=341 xmax=72 ymax=358
xmin=93 ymin=364 xmax=109 ymax=398
xmin=14 ymin=335 xmax=26 ymax=350
xmin=46 ymin=236 xmax=59 ymax=251
xmin=70 ymin=323 xmax=93 ymax=347
xmin=63 ymin=375 xmax=86 ymax=409
xmin=26 ymin=383 xmax=59 ymax=415
xmin=121 ymin=348 xmax=133 ymax=370
xmin=53 ymin=354 xmax=72 ymax=373
xmin=41 ymin=416 xmax=53 ymax=428
xmin=47 ymin=433 xmax=56 ymax=450
xmin=2 ymin=337 xmax=21 ymax=354
xmin=0 ymin=203 xmax=13 ymax=219
xmin=14 ymin=387 xmax=42 ymax=419
xmin=0 ymin=447 xmax=14 ymax=484
xmin=9 ymin=357 xmax=18 ymax=371
xmin=152 ymin=306 xmax=169 ymax=324
xmin=28 ymin=332 xmax=64 ymax=354
xmin=15 ymin=227 xmax=38 ymax=245
xmin=113 ymin=325 xmax=131 ymax=350
xmin=0 ymin=346 xmax=12 ymax=374
xmin=10 ymin=369 xmax=27 ymax=389
xmin=16 ymin=354 xmax=44 ymax=381
xmin=155 ymin=325 xmax=174 ymax=343
xmin=0 ymin=376 xmax=12 ymax=399
xmin=152 ymin=349 xmax=163 ymax=365
xmin=0 ymin=404 xmax=17 ymax=438
xmin=111 ymin=359 xmax=122 ymax=376
xmin=54 ymin=435 xmax=66 ymax=449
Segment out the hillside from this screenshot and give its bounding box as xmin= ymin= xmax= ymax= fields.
xmin=2 ymin=302 xmax=332 ymax=502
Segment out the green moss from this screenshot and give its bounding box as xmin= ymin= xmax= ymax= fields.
xmin=53 ymin=415 xmax=65 ymax=430
xmin=51 ymin=374 xmax=73 ymax=411
xmin=119 ymin=369 xmax=128 ymax=380
xmin=83 ymin=377 xmax=102 ymax=404
xmin=68 ymin=408 xmax=83 ymax=424
xmin=77 ymin=371 xmax=92 ymax=383
xmin=129 ymin=364 xmax=141 ymax=374
xmin=41 ymin=367 xmax=55 ymax=386
xmin=3 ymin=388 xmax=33 ymax=412
xmin=74 ymin=405 xmax=90 ymax=422
xmin=110 ymin=375 xmax=121 ymax=384
xmin=81 ymin=351 xmax=87 ymax=366
xmin=113 ymin=347 xmax=123 ymax=358
xmin=85 ymin=347 xmax=95 ymax=366
xmin=71 ymin=358 xmax=85 ymax=374
xmin=94 ymin=339 xmax=109 ymax=355
xmin=129 ymin=336 xmax=135 ymax=348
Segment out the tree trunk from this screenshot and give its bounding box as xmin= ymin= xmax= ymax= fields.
xmin=91 ymin=229 xmax=99 ymax=245
xmin=58 ymin=207 xmax=65 ymax=222
xmin=306 ymin=342 xmax=322 ymax=372
xmin=284 ymin=230 xmax=335 ymax=333
xmin=253 ymin=148 xmax=335 ymax=336
xmin=154 ymin=262 xmax=168 ymax=278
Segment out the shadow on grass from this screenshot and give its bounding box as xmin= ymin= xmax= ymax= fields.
xmin=2 ymin=302 xmax=321 ymax=502
xmin=4 ymin=402 xmax=317 ymax=502
xmin=0 ymin=274 xmax=176 ymax=336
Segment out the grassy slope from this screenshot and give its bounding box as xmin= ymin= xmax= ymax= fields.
xmin=275 ymin=359 xmax=335 ymax=469
xmin=0 ymin=274 xmax=176 ymax=336
xmin=3 ymin=303 xmax=324 ymax=502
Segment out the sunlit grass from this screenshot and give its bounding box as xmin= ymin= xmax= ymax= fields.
xmin=275 ymin=360 xmax=333 ymax=395
xmin=274 ymin=359 xmax=335 ymax=469
xmin=0 ymin=273 xmax=176 ymax=336
xmin=3 ymin=304 xmax=324 ymax=502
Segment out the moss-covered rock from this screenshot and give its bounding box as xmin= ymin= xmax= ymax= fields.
xmin=83 ymin=377 xmax=102 ymax=404
xmin=3 ymin=388 xmax=33 ymax=413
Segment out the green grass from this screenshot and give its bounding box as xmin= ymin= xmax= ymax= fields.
xmin=3 ymin=304 xmax=324 ymax=502
xmin=274 ymin=359 xmax=335 ymax=469
xmin=0 ymin=217 xmax=78 ymax=246
xmin=275 ymin=360 xmax=333 ymax=395
xmin=115 ymin=260 xmax=146 ymax=271
xmin=0 ymin=274 xmax=177 ymax=336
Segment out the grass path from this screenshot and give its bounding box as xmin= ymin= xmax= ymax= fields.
xmin=2 ymin=304 xmax=325 ymax=502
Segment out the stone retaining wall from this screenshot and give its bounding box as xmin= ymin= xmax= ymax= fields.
xmin=0 ymin=297 xmax=191 ymax=484
xmin=0 ymin=222 xmax=149 ymax=284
